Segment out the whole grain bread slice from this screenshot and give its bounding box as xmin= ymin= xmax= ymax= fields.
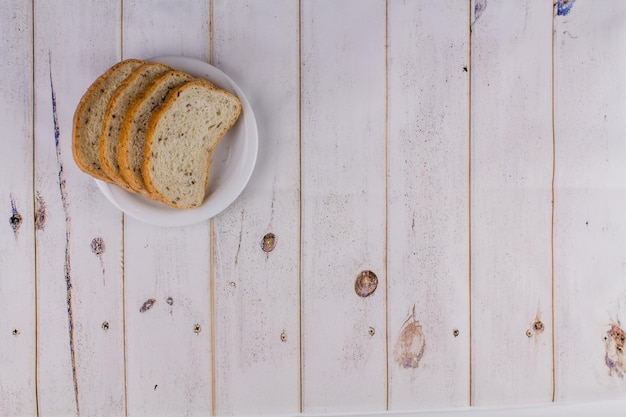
xmin=99 ymin=62 xmax=171 ymax=191
xmin=118 ymin=70 xmax=193 ymax=196
xmin=72 ymin=59 xmax=145 ymax=182
xmin=142 ymin=79 xmax=242 ymax=208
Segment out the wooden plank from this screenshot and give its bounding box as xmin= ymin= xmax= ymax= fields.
xmin=33 ymin=1 xmax=125 ymax=415
xmin=470 ymin=0 xmax=553 ymax=405
xmin=300 ymin=1 xmax=387 ymax=412
xmin=553 ymin=0 xmax=626 ymax=402
xmin=121 ymin=226 xmax=212 ymax=416
xmin=0 ymin=2 xmax=37 ymax=416
xmin=386 ymin=0 xmax=470 ymax=410
xmin=121 ymin=1 xmax=212 ymax=415
xmin=211 ymin=1 xmax=301 ymax=415
xmin=301 ymin=399 xmax=626 ymax=417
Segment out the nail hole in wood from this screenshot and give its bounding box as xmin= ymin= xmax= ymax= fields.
xmin=526 ymin=329 xmax=533 ymax=338
xmin=12 ymin=329 xmax=19 ymax=336
xmin=280 ymin=331 xmax=287 ymax=342
xmin=453 ymin=329 xmax=460 ymax=337
xmin=355 ymin=270 xmax=378 ymax=297
xmin=369 ymin=327 xmax=375 ymax=336
xmin=194 ymin=324 xmax=201 ymax=333
xmin=102 ymin=321 xmax=110 ymax=331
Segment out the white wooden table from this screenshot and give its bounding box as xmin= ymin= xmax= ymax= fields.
xmin=3 ymin=1 xmax=626 ymax=416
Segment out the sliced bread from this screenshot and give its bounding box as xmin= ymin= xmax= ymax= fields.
xmin=72 ymin=59 xmax=145 ymax=182
xmin=99 ymin=62 xmax=171 ymax=191
xmin=118 ymin=70 xmax=193 ymax=195
xmin=142 ymin=79 xmax=242 ymax=208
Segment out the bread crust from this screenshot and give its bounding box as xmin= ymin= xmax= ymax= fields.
xmin=72 ymin=59 xmax=145 ymax=182
xmin=99 ymin=62 xmax=171 ymax=192
xmin=142 ymin=79 xmax=242 ymax=208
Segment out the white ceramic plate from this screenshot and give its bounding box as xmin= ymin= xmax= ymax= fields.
xmin=95 ymin=56 xmax=258 ymax=227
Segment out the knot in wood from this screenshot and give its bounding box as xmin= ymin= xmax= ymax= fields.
xmin=261 ymin=233 xmax=276 ymax=252
xmin=355 ymin=270 xmax=378 ymax=297
xmin=139 ymin=298 xmax=156 ymax=313
xmin=9 ymin=213 xmax=22 ymax=232
xmin=91 ymin=237 xmax=105 ymax=255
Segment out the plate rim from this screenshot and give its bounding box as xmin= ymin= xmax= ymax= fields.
xmin=95 ymin=56 xmax=258 ymax=227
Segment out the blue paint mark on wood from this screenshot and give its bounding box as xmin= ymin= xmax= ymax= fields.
xmin=473 ymin=0 xmax=487 ymax=24
xmin=556 ymin=0 xmax=575 ymax=16
xmin=49 ymin=52 xmax=80 ymax=416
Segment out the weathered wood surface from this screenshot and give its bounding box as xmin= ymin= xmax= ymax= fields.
xmin=387 ymin=0 xmax=470 ymax=409
xmin=2 ymin=1 xmax=626 ymax=416
xmin=553 ymin=0 xmax=626 ymax=403
xmin=469 ymin=0 xmax=554 ymax=406
xmin=34 ymin=2 xmax=125 ymax=416
xmin=300 ymin=0 xmax=387 ymax=413
xmin=211 ymin=1 xmax=301 ymax=415
xmin=122 ymin=1 xmax=213 ymax=415
xmin=0 ymin=1 xmax=36 ymax=416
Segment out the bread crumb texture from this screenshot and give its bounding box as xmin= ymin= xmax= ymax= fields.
xmin=143 ymin=80 xmax=241 ymax=208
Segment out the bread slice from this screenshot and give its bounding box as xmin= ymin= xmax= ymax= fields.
xmin=118 ymin=70 xmax=193 ymax=195
xmin=99 ymin=62 xmax=171 ymax=191
xmin=72 ymin=59 xmax=145 ymax=181
xmin=143 ymin=79 xmax=242 ymax=208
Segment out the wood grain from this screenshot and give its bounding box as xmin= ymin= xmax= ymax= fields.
xmin=0 ymin=1 xmax=36 ymax=415
xmin=122 ymin=225 xmax=212 ymax=416
xmin=470 ymin=0 xmax=554 ymax=406
xmin=4 ymin=1 xmax=626 ymax=414
xmin=553 ymin=0 xmax=626 ymax=402
xmin=387 ymin=0 xmax=471 ymax=409
xmin=211 ymin=1 xmax=301 ymax=414
xmin=300 ymin=0 xmax=387 ymax=412
xmin=122 ymin=1 xmax=212 ymax=415
xmin=33 ymin=1 xmax=125 ymax=415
